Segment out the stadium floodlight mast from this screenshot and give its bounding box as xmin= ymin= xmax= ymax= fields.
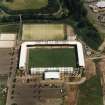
xmin=19 ymin=14 xmax=22 ymax=23
xmin=19 ymin=14 xmax=22 ymax=29
xmin=19 ymin=14 xmax=22 ymax=39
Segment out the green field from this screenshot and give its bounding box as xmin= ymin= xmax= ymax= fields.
xmin=1 ymin=0 xmax=48 ymax=10
xmin=77 ymin=75 xmax=103 ymax=105
xmin=22 ymin=24 xmax=66 ymax=41
xmin=28 ymin=48 xmax=77 ymax=68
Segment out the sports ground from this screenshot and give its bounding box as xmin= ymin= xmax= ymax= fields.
xmin=22 ymin=24 xmax=66 ymax=40
xmin=1 ymin=0 xmax=48 ymax=10
xmin=28 ymin=47 xmax=77 ymax=68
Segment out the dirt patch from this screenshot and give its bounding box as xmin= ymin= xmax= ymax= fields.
xmin=97 ymin=59 xmax=105 ymax=84
xmin=65 ymin=85 xmax=78 ymax=105
xmin=97 ymin=59 xmax=105 ymax=73
xmin=85 ymin=59 xmax=96 ymax=80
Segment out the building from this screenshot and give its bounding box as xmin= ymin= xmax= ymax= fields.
xmin=96 ymin=1 xmax=105 ymax=8
xmin=89 ymin=1 xmax=105 ymax=13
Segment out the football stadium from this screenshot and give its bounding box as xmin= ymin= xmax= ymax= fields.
xmin=19 ymin=41 xmax=85 ymax=81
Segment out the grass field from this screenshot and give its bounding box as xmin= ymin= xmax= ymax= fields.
xmin=77 ymin=75 xmax=103 ymax=105
xmin=22 ymin=24 xmax=66 ymax=40
xmin=1 ymin=0 xmax=48 ymax=10
xmin=28 ymin=48 xmax=77 ymax=68
xmin=0 ymin=24 xmax=19 ymax=33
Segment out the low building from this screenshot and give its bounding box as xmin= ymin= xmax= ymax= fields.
xmin=96 ymin=1 xmax=105 ymax=8
xmin=89 ymin=1 xmax=105 ymax=13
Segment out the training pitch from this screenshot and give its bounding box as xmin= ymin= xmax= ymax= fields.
xmin=22 ymin=24 xmax=66 ymax=40
xmin=28 ymin=47 xmax=77 ymax=68
xmin=2 ymin=0 xmax=48 ymax=10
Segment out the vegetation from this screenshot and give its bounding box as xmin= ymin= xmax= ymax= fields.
xmin=0 ymin=0 xmax=103 ymax=50
xmin=77 ymin=75 xmax=103 ymax=105
xmin=29 ymin=48 xmax=77 ymax=68
xmin=76 ymin=20 xmax=102 ymax=50
xmin=11 ymin=103 xmax=17 ymax=105
xmin=64 ymin=0 xmax=103 ymax=50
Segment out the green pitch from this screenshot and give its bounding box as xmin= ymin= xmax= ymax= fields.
xmin=28 ymin=48 xmax=77 ymax=68
xmin=1 ymin=0 xmax=48 ymax=10
xmin=22 ymin=24 xmax=65 ymax=41
xmin=78 ymin=75 xmax=103 ymax=105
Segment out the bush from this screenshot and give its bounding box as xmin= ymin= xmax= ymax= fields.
xmin=11 ymin=103 xmax=17 ymax=105
xmin=12 ymin=84 xmax=15 ymax=88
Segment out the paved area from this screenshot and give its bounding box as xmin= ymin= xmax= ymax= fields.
xmin=99 ymin=40 xmax=105 ymax=51
xmin=6 ymin=46 xmax=20 ymax=105
xmin=0 ymin=48 xmax=12 ymax=75
xmin=85 ymin=59 xmax=96 ymax=80
xmin=97 ymin=59 xmax=105 ymax=105
xmin=0 ymin=41 xmax=15 ymax=48
xmin=67 ymin=85 xmax=78 ymax=105
xmin=0 ymin=47 xmax=18 ymax=105
xmin=0 ymin=34 xmax=16 ymax=48
xmin=9 ymin=78 xmax=64 ymax=105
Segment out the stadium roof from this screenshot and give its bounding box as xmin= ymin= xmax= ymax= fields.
xmin=19 ymin=41 xmax=85 ymax=70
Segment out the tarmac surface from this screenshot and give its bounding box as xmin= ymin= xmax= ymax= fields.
xmin=0 ymin=48 xmax=12 ymax=75
xmin=9 ymin=78 xmax=64 ymax=105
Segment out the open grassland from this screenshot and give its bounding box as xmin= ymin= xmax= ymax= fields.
xmin=1 ymin=0 xmax=48 ymax=10
xmin=77 ymin=75 xmax=103 ymax=105
xmin=22 ymin=24 xmax=66 ymax=40
xmin=28 ymin=48 xmax=77 ymax=68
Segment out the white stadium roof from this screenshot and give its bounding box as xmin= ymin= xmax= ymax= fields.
xmin=96 ymin=1 xmax=105 ymax=8
xmin=19 ymin=41 xmax=85 ymax=70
